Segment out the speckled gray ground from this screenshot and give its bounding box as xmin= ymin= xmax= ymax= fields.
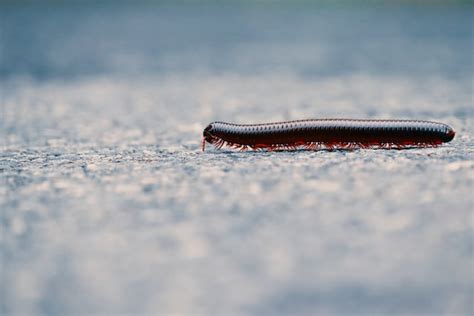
xmin=1 ymin=3 xmax=473 ymax=316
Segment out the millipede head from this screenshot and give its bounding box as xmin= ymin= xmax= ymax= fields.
xmin=202 ymin=123 xmax=217 ymax=151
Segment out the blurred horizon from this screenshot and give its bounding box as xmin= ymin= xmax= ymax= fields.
xmin=1 ymin=1 xmax=472 ymax=80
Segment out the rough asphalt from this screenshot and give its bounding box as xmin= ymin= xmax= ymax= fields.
xmin=1 ymin=3 xmax=473 ymax=315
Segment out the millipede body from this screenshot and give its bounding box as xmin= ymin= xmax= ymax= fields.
xmin=202 ymin=119 xmax=455 ymax=151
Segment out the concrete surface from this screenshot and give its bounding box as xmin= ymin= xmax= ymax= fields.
xmin=1 ymin=3 xmax=473 ymax=315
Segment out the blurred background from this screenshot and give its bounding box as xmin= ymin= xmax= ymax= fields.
xmin=1 ymin=1 xmax=473 ymax=315
xmin=1 ymin=1 xmax=473 ymax=79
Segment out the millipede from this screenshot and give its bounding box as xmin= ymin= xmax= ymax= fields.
xmin=202 ymin=119 xmax=455 ymax=151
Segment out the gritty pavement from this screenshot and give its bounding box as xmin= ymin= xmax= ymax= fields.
xmin=1 ymin=3 xmax=473 ymax=315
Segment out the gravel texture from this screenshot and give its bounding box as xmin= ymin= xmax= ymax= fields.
xmin=1 ymin=3 xmax=473 ymax=315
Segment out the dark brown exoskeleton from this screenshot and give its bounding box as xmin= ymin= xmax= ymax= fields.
xmin=202 ymin=119 xmax=455 ymax=152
